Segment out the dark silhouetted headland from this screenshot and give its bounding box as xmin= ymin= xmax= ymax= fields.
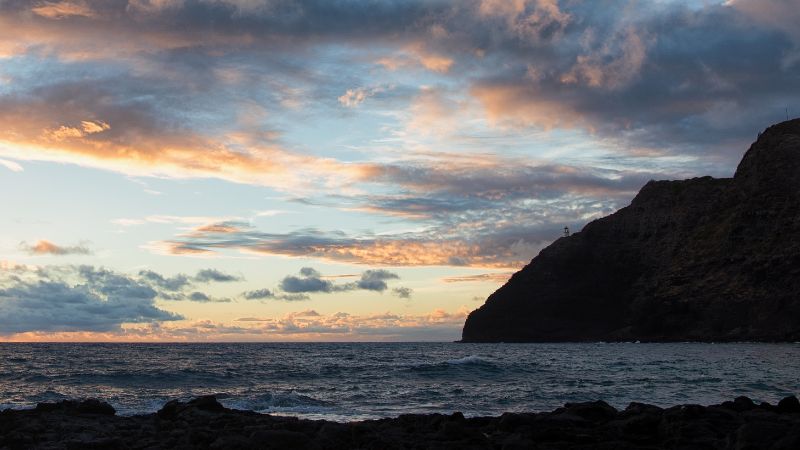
xmin=2 ymin=395 xmax=799 ymax=449
xmin=463 ymin=119 xmax=800 ymax=342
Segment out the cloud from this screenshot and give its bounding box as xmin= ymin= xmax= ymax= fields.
xmin=280 ymin=267 xmax=400 ymax=293
xmin=242 ymin=288 xmax=273 ymax=300
xmin=138 ymin=269 xmax=191 ymax=291
xmin=392 ymin=287 xmax=413 ymax=299
xmin=1 ymin=0 xmax=798 ymax=289
xmin=280 ymin=268 xmax=334 ymax=293
xmin=0 ymin=81 xmax=375 ymax=194
xmin=338 ymin=85 xmax=390 ymax=108
xmin=194 ymin=268 xmax=242 ymax=283
xmin=137 ymin=267 xmax=241 ymax=293
xmin=464 ymin=0 xmax=800 ymax=155
xmin=246 ymin=267 xmax=404 ymax=299
xmin=0 ymin=293 xmax=470 ymax=340
xmin=112 ymin=216 xmax=245 ymax=228
xmin=217 ymin=307 xmax=471 ymax=341
xmin=377 ymin=43 xmax=454 ymax=73
xmin=441 ymin=272 xmax=513 ymax=283
xmin=0 ymin=158 xmax=23 ymax=172
xmin=1 ymin=0 xmax=792 ymax=188
xmin=355 ymin=269 xmax=399 ymax=292
xmin=0 ymin=264 xmax=181 ymax=334
xmin=154 ymin=155 xmax=654 ymax=268
xmin=241 ymin=287 xmax=310 ymax=301
xmin=44 ymin=120 xmax=110 ymax=141
xmin=31 ymin=1 xmax=97 ymax=20
xmin=477 ymin=0 xmax=572 ymax=43
xmin=20 ymin=240 xmax=91 ymax=256
xmin=183 ymin=291 xmax=231 ymax=303
xmin=159 ymin=224 xmax=557 ymax=268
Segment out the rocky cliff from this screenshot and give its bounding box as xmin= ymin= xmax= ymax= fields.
xmin=462 ymin=119 xmax=800 ymax=342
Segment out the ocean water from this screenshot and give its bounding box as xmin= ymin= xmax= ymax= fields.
xmin=1 ymin=342 xmax=798 ymax=421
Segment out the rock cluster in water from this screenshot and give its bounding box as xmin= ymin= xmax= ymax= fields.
xmin=1 ymin=395 xmax=799 ymax=449
xmin=463 ymin=119 xmax=800 ymax=342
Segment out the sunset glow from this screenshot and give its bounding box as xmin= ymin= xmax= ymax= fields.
xmin=1 ymin=0 xmax=798 ymax=341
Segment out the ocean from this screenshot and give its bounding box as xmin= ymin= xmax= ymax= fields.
xmin=1 ymin=342 xmax=798 ymax=421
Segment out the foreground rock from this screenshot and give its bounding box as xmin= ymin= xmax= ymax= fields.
xmin=2 ymin=396 xmax=800 ymax=449
xmin=463 ymin=119 xmax=800 ymax=342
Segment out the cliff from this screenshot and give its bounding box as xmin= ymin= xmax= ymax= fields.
xmin=462 ymin=119 xmax=800 ymax=342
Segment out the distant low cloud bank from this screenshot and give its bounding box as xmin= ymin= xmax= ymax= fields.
xmin=0 ymin=264 xmax=246 ymax=335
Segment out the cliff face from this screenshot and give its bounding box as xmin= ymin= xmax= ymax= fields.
xmin=462 ymin=119 xmax=800 ymax=342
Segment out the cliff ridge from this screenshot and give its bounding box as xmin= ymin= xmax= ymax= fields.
xmin=461 ymin=119 xmax=800 ymax=342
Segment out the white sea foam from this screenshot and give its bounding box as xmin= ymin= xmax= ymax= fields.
xmin=446 ymin=355 xmax=491 ymax=365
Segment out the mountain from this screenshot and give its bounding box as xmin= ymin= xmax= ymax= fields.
xmin=462 ymin=119 xmax=800 ymax=342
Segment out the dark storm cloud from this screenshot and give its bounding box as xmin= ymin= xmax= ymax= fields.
xmin=465 ymin=1 xmax=800 ymax=158
xmin=0 ymin=0 xmax=443 ymax=45
xmin=0 ymin=265 xmax=182 ymax=334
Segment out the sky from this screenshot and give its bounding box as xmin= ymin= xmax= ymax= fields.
xmin=1 ymin=0 xmax=798 ymax=342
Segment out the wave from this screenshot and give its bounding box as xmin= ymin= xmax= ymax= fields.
xmin=222 ymin=391 xmax=334 ymax=414
xmin=446 ymin=355 xmax=493 ymax=365
xmin=405 ymin=355 xmax=502 ymax=376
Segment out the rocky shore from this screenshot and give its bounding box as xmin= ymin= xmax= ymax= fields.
xmin=1 ymin=395 xmax=799 ymax=449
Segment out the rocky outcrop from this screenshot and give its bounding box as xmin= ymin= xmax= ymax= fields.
xmin=462 ymin=119 xmax=800 ymax=342
xmin=1 ymin=396 xmax=799 ymax=449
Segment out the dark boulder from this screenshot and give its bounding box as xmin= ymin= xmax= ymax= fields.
xmin=777 ymin=396 xmax=800 ymax=413
xmin=157 ymin=395 xmax=227 ymax=420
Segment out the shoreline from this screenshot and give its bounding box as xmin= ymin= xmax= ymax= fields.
xmin=2 ymin=395 xmax=799 ymax=449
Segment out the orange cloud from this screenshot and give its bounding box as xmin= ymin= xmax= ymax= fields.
xmin=31 ymin=1 xmax=97 ymax=20
xmin=471 ymin=83 xmax=589 ymax=130
xmin=0 ymin=98 xmax=375 ymax=193
xmin=441 ymin=272 xmax=513 ymax=283
xmin=405 ymin=87 xmax=466 ymax=137
xmin=376 ymin=43 xmax=454 ymax=74
xmin=20 ymin=240 xmax=91 ymax=256
xmin=43 ymin=120 xmax=110 ymax=141
xmin=157 ymin=223 xmax=541 ymax=269
xmin=195 ymin=223 xmax=246 ymax=234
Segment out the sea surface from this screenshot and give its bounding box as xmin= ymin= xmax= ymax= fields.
xmin=1 ymin=342 xmax=798 ymax=421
